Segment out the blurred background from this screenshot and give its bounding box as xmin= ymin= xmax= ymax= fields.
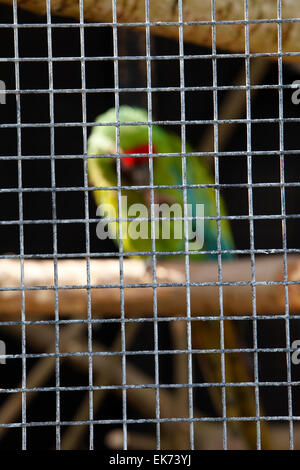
xmin=0 ymin=3 xmax=300 ymax=449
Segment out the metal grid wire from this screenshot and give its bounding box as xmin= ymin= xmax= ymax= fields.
xmin=0 ymin=0 xmax=300 ymax=451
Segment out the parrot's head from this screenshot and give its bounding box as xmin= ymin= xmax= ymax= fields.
xmin=88 ymin=106 xmax=158 ymax=183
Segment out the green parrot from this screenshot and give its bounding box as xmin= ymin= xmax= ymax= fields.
xmin=87 ymin=106 xmax=233 ymax=258
xmin=87 ymin=105 xmax=271 ymax=449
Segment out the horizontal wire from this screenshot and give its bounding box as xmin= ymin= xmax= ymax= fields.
xmin=1 ymin=381 xmax=300 ymax=396
xmin=0 ymin=415 xmax=300 ymax=429
xmin=1 ymin=248 xmax=300 ymax=259
xmin=1 ymin=278 xmax=300 ymax=293
xmin=1 ymin=313 xmax=300 ymax=327
xmin=2 ymin=182 xmax=300 ymax=192
xmin=1 ymin=117 xmax=300 ymax=129
xmin=0 ymin=51 xmax=300 ymax=63
xmin=2 ymin=214 xmax=300 ymax=226
xmin=2 ymin=345 xmax=299 ymax=361
xmin=1 ymin=149 xmax=299 ymax=161
xmin=0 ymin=17 xmax=300 ymax=28
xmin=1 ymin=84 xmax=298 ymax=93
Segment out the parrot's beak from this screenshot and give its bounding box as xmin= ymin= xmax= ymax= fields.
xmin=144 ymin=192 xmax=178 ymax=209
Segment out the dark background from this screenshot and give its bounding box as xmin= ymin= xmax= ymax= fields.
xmin=0 ymin=4 xmax=300 ymax=449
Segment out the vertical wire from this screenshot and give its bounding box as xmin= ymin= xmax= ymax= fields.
xmin=46 ymin=0 xmax=61 ymax=449
xmin=112 ymin=0 xmax=127 ymax=450
xmin=79 ymin=0 xmax=94 ymax=450
xmin=277 ymin=0 xmax=294 ymax=450
xmin=244 ymin=0 xmax=261 ymax=449
xmin=12 ymin=0 xmax=26 ymax=450
xmin=211 ymin=0 xmax=227 ymax=450
xmin=144 ymin=0 xmax=161 ymax=450
xmin=178 ymin=0 xmax=194 ymax=449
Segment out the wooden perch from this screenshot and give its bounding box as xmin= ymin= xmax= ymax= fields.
xmin=1 ymin=255 xmax=300 ymax=318
xmin=1 ymin=0 xmax=299 ymax=63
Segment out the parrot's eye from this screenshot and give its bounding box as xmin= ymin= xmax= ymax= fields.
xmin=121 ymin=144 xmax=156 ymax=168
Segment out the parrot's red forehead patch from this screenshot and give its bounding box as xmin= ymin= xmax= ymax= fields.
xmin=121 ymin=144 xmax=156 ymax=168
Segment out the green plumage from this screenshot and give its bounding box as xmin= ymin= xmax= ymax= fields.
xmin=88 ymin=105 xmax=234 ymax=259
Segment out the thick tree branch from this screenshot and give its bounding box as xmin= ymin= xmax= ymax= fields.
xmin=0 ymin=255 xmax=300 ymax=318
xmin=0 ymin=0 xmax=299 ymax=63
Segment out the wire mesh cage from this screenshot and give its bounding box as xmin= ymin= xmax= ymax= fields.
xmin=0 ymin=0 xmax=300 ymax=451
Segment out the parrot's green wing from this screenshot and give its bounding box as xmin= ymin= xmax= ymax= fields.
xmin=151 ymin=130 xmax=234 ymax=259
